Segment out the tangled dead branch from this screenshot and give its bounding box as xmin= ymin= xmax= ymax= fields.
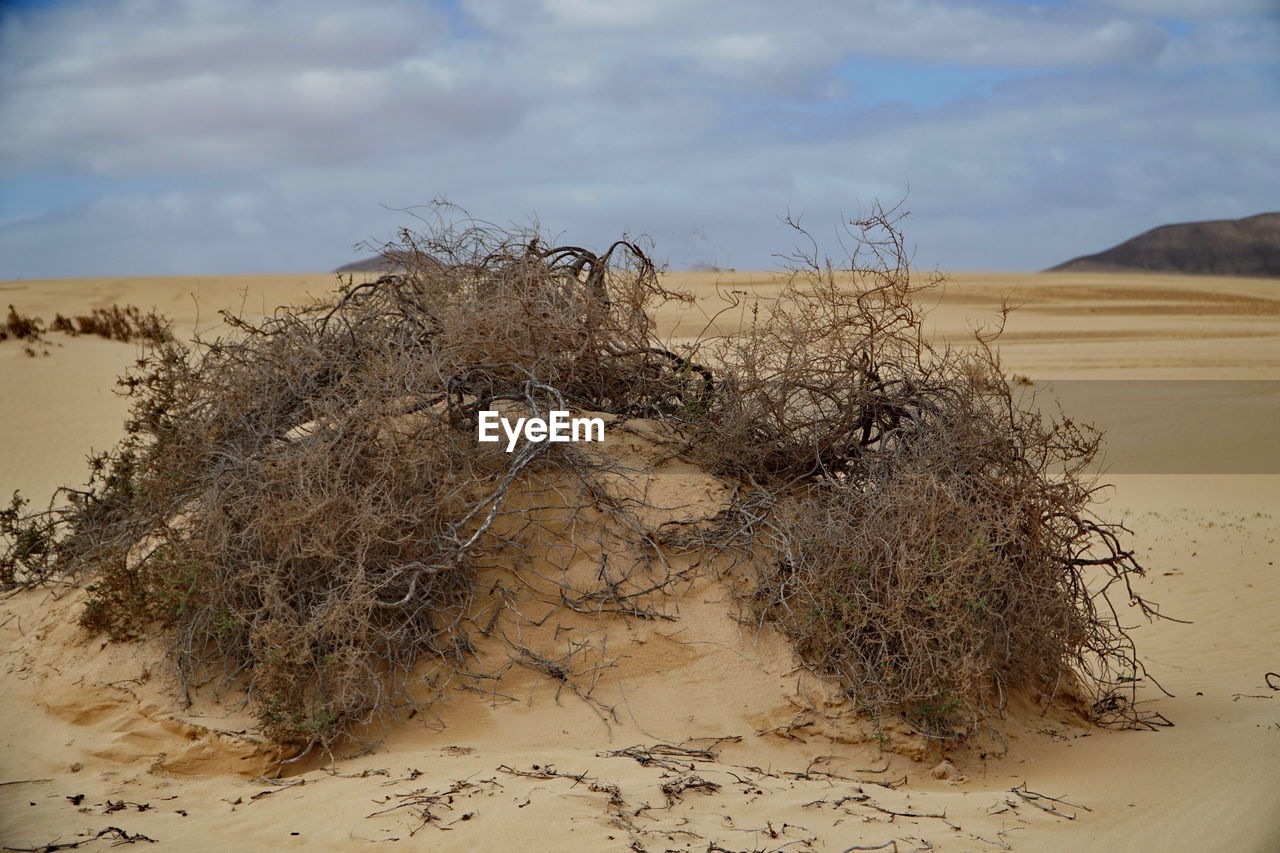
xmin=669 ymin=207 xmax=1171 ymax=739
xmin=1 ymin=202 xmax=1170 ymax=751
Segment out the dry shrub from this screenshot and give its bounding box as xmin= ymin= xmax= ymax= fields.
xmin=737 ymin=386 xmax=1137 ymax=739
xmin=3 ymin=303 xmax=170 ymax=348
xmin=49 ymin=313 xmax=76 ymax=334
xmin=686 ymin=208 xmax=1165 ymax=738
xmin=4 ymin=304 xmax=44 ymax=340
xmin=2 ymin=210 xmax=701 ymax=749
xmin=4 ymin=305 xmax=50 ymax=355
xmin=1 ymin=204 xmax=1167 ymax=751
xmin=71 ymin=304 xmax=172 ymax=344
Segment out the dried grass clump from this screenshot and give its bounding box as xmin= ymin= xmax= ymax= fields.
xmin=3 ymin=303 xmax=170 ymax=349
xmin=65 ymin=305 xmax=173 ymax=344
xmin=5 ymin=304 xmax=45 ymax=340
xmin=4 ymin=304 xmax=50 ymax=355
xmin=1 ymin=205 xmax=1167 ymax=751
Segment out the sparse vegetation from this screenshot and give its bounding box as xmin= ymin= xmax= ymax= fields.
xmin=0 ymin=204 xmax=1167 ymax=752
xmin=63 ymin=305 xmax=172 ymax=344
xmin=3 ymin=305 xmax=50 ymax=355
xmin=5 ymin=304 xmax=45 ymax=341
xmin=1 ymin=303 xmax=171 ymax=349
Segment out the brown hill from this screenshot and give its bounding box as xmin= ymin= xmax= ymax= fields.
xmin=333 ymin=254 xmax=399 ymax=273
xmin=1048 ymin=212 xmax=1280 ymax=277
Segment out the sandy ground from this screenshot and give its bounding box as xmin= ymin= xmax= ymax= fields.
xmin=1 ymin=270 xmax=1277 ymax=851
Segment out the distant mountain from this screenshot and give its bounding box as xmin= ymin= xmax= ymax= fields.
xmin=333 ymin=254 xmax=400 ymax=273
xmin=1047 ymin=213 xmax=1280 ymax=277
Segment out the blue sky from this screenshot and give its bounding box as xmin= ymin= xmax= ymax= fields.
xmin=0 ymin=0 xmax=1276 ymax=276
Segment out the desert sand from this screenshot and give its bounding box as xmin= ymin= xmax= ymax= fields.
xmin=1 ymin=270 xmax=1277 ymax=851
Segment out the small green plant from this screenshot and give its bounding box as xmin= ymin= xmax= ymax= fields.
xmin=912 ymin=693 xmax=961 ymax=719
xmin=0 ymin=493 xmax=57 ymax=588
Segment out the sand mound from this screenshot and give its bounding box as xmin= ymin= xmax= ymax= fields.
xmin=0 ymin=423 xmax=1096 ymax=851
xmin=0 ymin=339 xmax=1109 ymax=850
xmin=4 ymin=585 xmax=284 ymax=780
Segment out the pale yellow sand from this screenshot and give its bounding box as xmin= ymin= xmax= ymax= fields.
xmin=1 ymin=270 xmax=1277 ymax=851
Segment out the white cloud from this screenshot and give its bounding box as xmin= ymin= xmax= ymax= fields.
xmin=542 ymin=0 xmax=679 ymax=28
xmin=1155 ymin=18 xmax=1280 ymax=67
xmin=0 ymin=0 xmax=514 ymax=175
xmin=466 ymin=0 xmax=1173 ymax=71
xmin=0 ymin=0 xmax=1275 ymax=277
xmin=702 ymin=33 xmax=776 ymax=64
xmin=1090 ymin=0 xmax=1279 ymax=18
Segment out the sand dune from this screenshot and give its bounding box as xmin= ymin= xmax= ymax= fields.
xmin=1 ymin=270 xmax=1277 ymax=851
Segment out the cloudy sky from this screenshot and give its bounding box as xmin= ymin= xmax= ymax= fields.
xmin=0 ymin=0 xmax=1276 ymax=277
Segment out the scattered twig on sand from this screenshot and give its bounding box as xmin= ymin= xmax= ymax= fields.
xmin=660 ymin=774 xmax=721 ymax=806
xmin=840 ymin=841 xmax=899 ymax=852
xmin=601 ymin=738 xmax=738 ymax=773
xmin=1010 ymin=782 xmax=1089 ymax=820
xmin=366 ymin=776 xmax=502 ymax=836
xmin=861 ymin=801 xmax=958 ymax=831
xmin=2 ymin=826 xmax=157 ymax=851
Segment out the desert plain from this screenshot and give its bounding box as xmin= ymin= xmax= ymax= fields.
xmin=1 ymin=269 xmax=1277 ymax=851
